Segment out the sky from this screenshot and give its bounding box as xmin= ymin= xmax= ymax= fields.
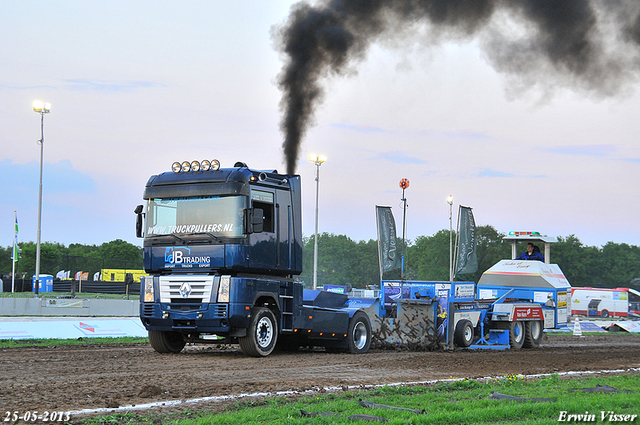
xmin=2 ymin=1 xmax=640 ymax=252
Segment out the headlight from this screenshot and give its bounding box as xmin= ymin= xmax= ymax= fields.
xmin=218 ymin=276 xmax=230 ymax=303
xmin=143 ymin=277 xmax=154 ymax=302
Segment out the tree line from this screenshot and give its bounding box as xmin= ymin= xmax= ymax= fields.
xmin=3 ymin=227 xmax=639 ymax=290
xmin=0 ymin=239 xmax=143 ymax=280
xmin=299 ymin=226 xmax=640 ymax=290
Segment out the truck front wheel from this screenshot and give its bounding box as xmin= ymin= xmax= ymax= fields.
xmin=523 ymin=320 xmax=543 ymax=348
xmin=239 ymin=307 xmax=278 ymax=357
xmin=148 ymin=330 xmax=186 ymax=353
xmin=347 ymin=312 xmax=371 ymax=354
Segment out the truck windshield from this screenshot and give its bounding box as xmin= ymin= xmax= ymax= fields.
xmin=145 ymin=195 xmax=246 ymax=239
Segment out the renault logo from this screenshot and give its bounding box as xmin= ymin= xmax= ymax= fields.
xmin=179 ymin=282 xmax=192 ymax=298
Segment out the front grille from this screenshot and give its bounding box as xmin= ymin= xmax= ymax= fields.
xmin=170 ymin=298 xmax=202 ymax=304
xmin=168 ymin=304 xmax=203 ymax=311
xmin=143 ymin=304 xmax=154 ymax=316
xmin=159 ymin=275 xmax=214 ymax=303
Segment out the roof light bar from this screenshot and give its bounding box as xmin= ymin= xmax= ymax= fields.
xmin=171 ymin=159 xmax=221 ymax=173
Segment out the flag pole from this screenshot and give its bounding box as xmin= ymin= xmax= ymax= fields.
xmin=11 ymin=211 xmax=17 ymax=293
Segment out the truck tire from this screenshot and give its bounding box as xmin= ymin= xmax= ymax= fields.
xmin=239 ymin=307 xmax=278 ymax=357
xmin=454 ymin=319 xmax=474 ymax=348
xmin=507 ymin=321 xmax=525 ymax=350
xmin=148 ymin=330 xmax=186 ymax=353
xmin=523 ymin=320 xmax=543 ymax=348
xmin=347 ymin=312 xmax=371 ymax=354
xmin=601 ymin=309 xmax=610 ymax=318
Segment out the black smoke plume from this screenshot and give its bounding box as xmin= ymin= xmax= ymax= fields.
xmin=274 ymin=0 xmax=640 ymax=174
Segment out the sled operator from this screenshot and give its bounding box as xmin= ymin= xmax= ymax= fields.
xmin=516 ymin=243 xmax=545 ymax=262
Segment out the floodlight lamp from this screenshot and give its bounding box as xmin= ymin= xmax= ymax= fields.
xmin=32 ymin=100 xmax=44 ymax=112
xmin=447 ymin=195 xmax=453 ymax=205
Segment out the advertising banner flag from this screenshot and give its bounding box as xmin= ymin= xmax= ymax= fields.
xmin=376 ymin=206 xmax=401 ymax=280
xmin=456 ymin=206 xmax=478 ymax=276
xmin=11 ymin=212 xmax=18 ymax=261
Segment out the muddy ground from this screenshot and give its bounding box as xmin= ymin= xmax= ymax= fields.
xmin=1 ymin=333 xmax=638 ymax=419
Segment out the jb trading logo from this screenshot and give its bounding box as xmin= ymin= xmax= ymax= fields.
xmin=165 ymin=246 xmax=191 ymax=264
xmin=164 ymin=246 xmax=211 ymax=268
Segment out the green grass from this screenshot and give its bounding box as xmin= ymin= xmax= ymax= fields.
xmin=0 ymin=336 xmax=148 ymax=348
xmin=77 ymin=373 xmax=640 ymax=425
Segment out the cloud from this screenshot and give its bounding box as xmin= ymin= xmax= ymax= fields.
xmin=373 ymin=151 xmax=428 ymax=164
xmin=441 ymin=130 xmax=490 ymax=140
xmin=475 ymin=168 xmax=547 ymax=178
xmin=331 ymin=123 xmax=391 ymax=133
xmin=63 ymin=79 xmax=160 ymax=92
xmin=1 ymin=159 xmax=97 ymax=199
xmin=546 ymin=145 xmax=616 ymax=157
xmin=476 ymin=168 xmax=516 ymax=178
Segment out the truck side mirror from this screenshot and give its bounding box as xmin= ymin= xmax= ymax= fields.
xmin=251 ymin=208 xmax=264 ymax=234
xmin=134 ymin=205 xmax=144 ymax=238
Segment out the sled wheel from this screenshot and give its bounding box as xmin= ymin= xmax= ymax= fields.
xmin=347 ymin=312 xmax=371 ymax=354
xmin=239 ymin=307 xmax=278 ymax=357
xmin=523 ymin=320 xmax=543 ymax=348
xmin=148 ymin=330 xmax=186 ymax=353
xmin=454 ymin=319 xmax=474 ymax=348
xmin=507 ymin=321 xmax=525 ymax=350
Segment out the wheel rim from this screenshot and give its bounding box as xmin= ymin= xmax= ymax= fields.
xmin=464 ymin=325 xmax=473 ymax=343
xmin=353 ymin=321 xmax=368 ymax=350
xmin=531 ymin=321 xmax=542 ymax=340
xmin=256 ymin=316 xmax=274 ymax=348
xmin=513 ymin=322 xmax=524 ymax=343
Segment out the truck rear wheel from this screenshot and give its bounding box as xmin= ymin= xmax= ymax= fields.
xmin=148 ymin=330 xmax=186 ymax=353
xmin=523 ymin=320 xmax=543 ymax=348
xmin=239 ymin=307 xmax=278 ymax=357
xmin=454 ymin=319 xmax=474 ymax=348
xmin=347 ymin=312 xmax=371 ymax=354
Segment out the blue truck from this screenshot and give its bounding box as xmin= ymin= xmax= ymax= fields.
xmin=135 ymin=160 xmax=373 ymax=356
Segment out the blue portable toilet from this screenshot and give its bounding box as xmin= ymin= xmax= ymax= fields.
xmin=32 ymin=274 xmax=54 ymax=293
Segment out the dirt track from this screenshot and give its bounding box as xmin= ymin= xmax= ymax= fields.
xmin=1 ymin=334 xmax=639 ymax=417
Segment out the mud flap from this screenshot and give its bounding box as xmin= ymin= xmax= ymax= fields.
xmin=367 ymin=299 xmax=440 ymax=350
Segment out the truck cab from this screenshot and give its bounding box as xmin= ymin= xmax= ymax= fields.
xmin=136 ymin=160 xmax=372 ymax=357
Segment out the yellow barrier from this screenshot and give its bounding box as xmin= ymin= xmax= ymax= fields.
xmin=101 ymin=269 xmax=147 ymax=282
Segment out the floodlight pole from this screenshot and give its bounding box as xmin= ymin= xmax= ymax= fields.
xmin=309 ymin=154 xmax=326 ymax=290
xmin=447 ymin=195 xmax=454 ymax=282
xmin=33 ymin=101 xmax=50 ymax=296
xmin=399 ymin=179 xmax=409 ymax=280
